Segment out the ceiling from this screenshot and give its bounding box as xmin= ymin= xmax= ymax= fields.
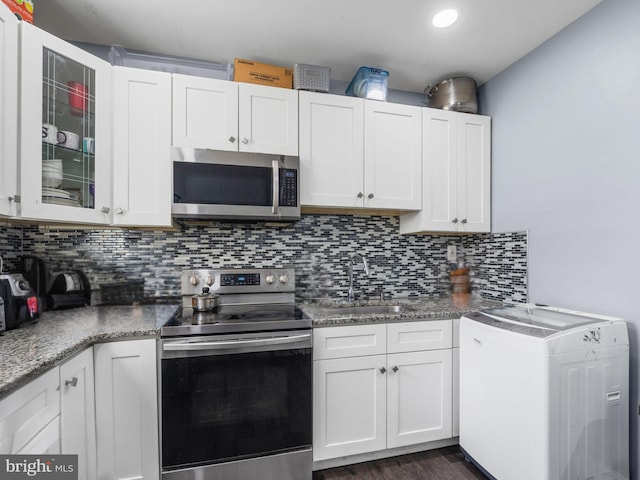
xmin=34 ymin=0 xmax=602 ymax=93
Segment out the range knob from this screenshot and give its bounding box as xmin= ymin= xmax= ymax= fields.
xmin=265 ymin=274 xmax=276 ymax=285
xmin=205 ymin=275 xmax=214 ymax=286
xmin=189 ymin=275 xmax=200 ymax=286
xmin=279 ymin=274 xmax=289 ymax=284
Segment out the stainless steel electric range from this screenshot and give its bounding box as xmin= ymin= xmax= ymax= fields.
xmin=160 ymin=268 xmax=312 ymax=480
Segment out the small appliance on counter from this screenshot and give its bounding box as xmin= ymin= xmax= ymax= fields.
xmin=21 ymin=255 xmax=91 ymax=311
xmin=0 ymin=256 xmax=40 ymax=330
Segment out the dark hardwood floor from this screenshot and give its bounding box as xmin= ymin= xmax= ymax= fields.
xmin=313 ymin=446 xmax=487 ymax=480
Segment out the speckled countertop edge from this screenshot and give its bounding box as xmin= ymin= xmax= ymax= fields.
xmin=0 ymin=304 xmax=180 ymax=400
xmin=303 ymin=295 xmax=502 ymax=327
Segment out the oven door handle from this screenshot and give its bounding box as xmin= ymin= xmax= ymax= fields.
xmin=163 ymin=333 xmax=311 ymax=351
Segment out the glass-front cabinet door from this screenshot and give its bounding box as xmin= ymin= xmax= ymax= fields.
xmin=0 ymin=3 xmax=19 ymax=217
xmin=20 ymin=23 xmax=111 ymax=224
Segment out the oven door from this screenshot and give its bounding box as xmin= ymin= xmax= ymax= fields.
xmin=171 ymin=148 xmax=300 ymax=221
xmin=160 ymin=330 xmax=312 ymax=473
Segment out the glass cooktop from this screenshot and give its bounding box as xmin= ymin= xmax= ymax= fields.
xmin=161 ymin=303 xmax=310 ymax=337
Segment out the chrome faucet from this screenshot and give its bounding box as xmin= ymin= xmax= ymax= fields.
xmin=348 ymin=254 xmax=370 ymax=302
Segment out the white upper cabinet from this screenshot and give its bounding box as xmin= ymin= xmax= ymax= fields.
xmin=0 ymin=3 xmax=19 ymax=217
xmin=299 ymin=92 xmax=421 ymax=211
xmin=19 ymin=22 xmax=112 ymax=224
xmin=238 ymin=82 xmax=298 ymax=155
xmin=299 ymin=91 xmax=364 ymax=208
xmin=400 ymin=108 xmax=490 ymax=234
xmin=173 ymin=76 xmax=298 ymax=155
xmin=457 ymin=112 xmax=491 ymax=232
xmin=112 ymin=66 xmax=172 ymax=227
xmin=172 ymin=75 xmax=238 ymax=151
xmin=363 ymin=100 xmax=422 ymax=210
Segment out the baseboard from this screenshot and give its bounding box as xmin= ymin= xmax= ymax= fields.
xmin=312 ymin=437 xmax=459 ymax=471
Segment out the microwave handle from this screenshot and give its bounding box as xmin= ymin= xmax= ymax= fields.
xmin=272 ymin=159 xmax=280 ymax=214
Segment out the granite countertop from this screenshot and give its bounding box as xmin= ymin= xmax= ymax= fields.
xmin=0 ymin=304 xmax=180 ymax=400
xmin=303 ymin=294 xmax=501 ymax=327
xmin=1 ymin=295 xmax=499 ymax=400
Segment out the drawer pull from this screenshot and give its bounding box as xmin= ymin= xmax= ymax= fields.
xmin=392 ymin=365 xmax=399 ymax=373
xmin=607 ymin=391 xmax=621 ymax=401
xmin=379 ymin=367 xmax=387 ymax=374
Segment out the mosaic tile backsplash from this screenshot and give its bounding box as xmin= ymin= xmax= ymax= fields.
xmin=1 ymin=216 xmax=527 ymax=303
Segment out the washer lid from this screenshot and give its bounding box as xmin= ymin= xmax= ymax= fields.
xmin=467 ymin=304 xmax=620 ymax=338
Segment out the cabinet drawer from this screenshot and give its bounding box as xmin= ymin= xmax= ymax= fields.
xmin=387 ymin=320 xmax=452 ymax=353
xmin=313 ymin=324 xmax=386 ymax=360
xmin=0 ymin=368 xmax=60 ymax=454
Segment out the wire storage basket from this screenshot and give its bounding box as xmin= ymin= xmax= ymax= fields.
xmin=293 ymin=64 xmax=331 ymax=92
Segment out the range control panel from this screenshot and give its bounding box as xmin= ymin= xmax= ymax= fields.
xmin=182 ymin=268 xmax=295 ymax=296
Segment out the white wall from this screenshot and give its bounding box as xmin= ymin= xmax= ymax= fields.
xmin=479 ymin=0 xmax=640 ymax=476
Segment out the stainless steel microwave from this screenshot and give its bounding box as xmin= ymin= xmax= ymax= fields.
xmin=172 ymin=148 xmax=300 ymax=221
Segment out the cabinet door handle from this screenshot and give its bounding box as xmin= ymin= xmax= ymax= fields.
xmin=379 ymin=367 xmax=387 ymax=374
xmin=115 ymin=207 xmax=125 ymax=215
xmin=461 ymin=218 xmax=467 ymax=224
xmin=241 ymin=137 xmax=249 ymax=144
xmin=228 ymin=136 xmax=236 ymax=143
xmin=357 ymin=192 xmax=364 ymax=199
xmin=452 ymin=218 xmax=459 ymax=224
xmin=392 ymin=365 xmax=399 ymax=373
xmin=368 ymin=193 xmax=374 ymax=199
xmin=65 ymin=377 xmax=78 ymax=387
xmin=101 ymin=206 xmax=110 ymax=214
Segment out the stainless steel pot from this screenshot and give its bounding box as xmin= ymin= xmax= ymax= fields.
xmin=425 ymin=77 xmax=478 ymax=114
xmin=192 ymin=287 xmax=219 ymax=312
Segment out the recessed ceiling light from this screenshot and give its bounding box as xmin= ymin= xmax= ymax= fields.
xmin=432 ymin=8 xmax=460 ymax=28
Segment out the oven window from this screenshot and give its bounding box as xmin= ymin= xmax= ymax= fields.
xmin=161 ymin=347 xmax=311 ymax=471
xmin=173 ymin=162 xmax=272 ymax=206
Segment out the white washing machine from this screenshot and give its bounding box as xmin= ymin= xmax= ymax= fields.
xmin=459 ymin=304 xmax=629 ymax=480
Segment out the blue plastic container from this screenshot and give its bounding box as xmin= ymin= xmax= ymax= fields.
xmin=345 ymin=66 xmax=389 ymax=101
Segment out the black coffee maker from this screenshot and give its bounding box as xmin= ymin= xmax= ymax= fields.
xmin=21 ymin=255 xmax=91 ymax=310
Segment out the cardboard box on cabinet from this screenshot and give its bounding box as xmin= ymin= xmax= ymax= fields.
xmin=2 ymin=0 xmax=33 ymax=22
xmin=234 ymin=58 xmax=293 ymax=88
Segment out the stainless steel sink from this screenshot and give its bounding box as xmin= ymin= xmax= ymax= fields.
xmin=327 ymin=305 xmax=410 ymax=316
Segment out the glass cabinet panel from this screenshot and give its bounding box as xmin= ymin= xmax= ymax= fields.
xmin=20 ymin=22 xmax=111 ymax=224
xmin=41 ymin=48 xmax=95 ymax=209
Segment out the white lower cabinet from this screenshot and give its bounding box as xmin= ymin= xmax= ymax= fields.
xmin=313 ymin=354 xmax=387 ymax=460
xmin=60 ymin=347 xmax=96 ymax=480
xmin=452 ymin=318 xmax=460 ymax=437
xmin=0 ymin=368 xmax=60 ymax=454
xmin=387 ymin=349 xmax=452 ymax=448
xmin=0 ymin=348 xmax=98 ymax=468
xmin=313 ymin=320 xmax=453 ymax=462
xmin=94 ymin=338 xmax=159 ymax=480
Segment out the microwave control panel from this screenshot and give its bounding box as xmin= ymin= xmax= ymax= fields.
xmin=280 ymin=169 xmax=298 ymax=207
